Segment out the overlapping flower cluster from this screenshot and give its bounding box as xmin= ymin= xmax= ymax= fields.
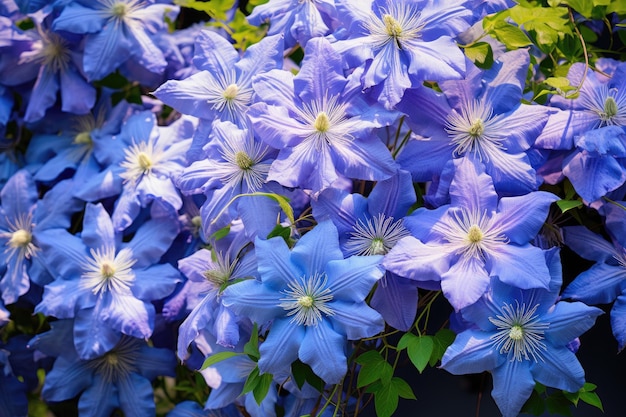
xmin=0 ymin=0 xmax=625 ymax=416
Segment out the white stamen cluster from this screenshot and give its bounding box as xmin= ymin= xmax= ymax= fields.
xmin=489 ymin=301 xmax=549 ymax=362
xmin=345 ymin=213 xmax=410 ymax=256
xmin=2 ymin=213 xmax=37 ymax=260
xmin=433 ymin=209 xmax=508 ymax=261
xmin=217 ymin=136 xmax=272 ymax=192
xmin=445 ymin=100 xmax=510 ymax=164
xmin=364 ymin=3 xmax=424 ymax=50
xmin=279 ymin=273 xmax=334 ymax=326
xmin=119 ymin=139 xmax=162 ymax=186
xmin=80 ymin=247 xmax=136 ymax=296
xmin=579 ymin=84 xmax=626 ymax=127
xmin=205 ymin=71 xmax=254 ymax=118
xmin=298 ymin=94 xmax=353 ymax=151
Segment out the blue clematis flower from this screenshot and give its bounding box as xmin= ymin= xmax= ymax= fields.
xmin=35 ymin=202 xmax=181 ymax=359
xmin=384 ymin=157 xmax=559 ymax=310
xmin=153 ymin=30 xmax=284 ymax=158
xmin=396 ymin=49 xmax=552 ymax=198
xmin=562 ymin=203 xmax=626 ymax=350
xmin=331 ymin=0 xmax=472 ymax=108
xmin=221 ymin=220 xmax=385 ymax=384
xmin=29 ymin=319 xmax=177 ymax=417
xmin=52 ymin=0 xmax=179 ymax=81
xmin=247 ymin=0 xmax=338 ymax=49
xmin=312 ymin=170 xmax=419 ymax=330
xmin=248 ymin=36 xmax=398 ymax=194
xmin=0 ymin=171 xmax=82 ymax=304
xmin=441 ymin=248 xmax=603 ymax=417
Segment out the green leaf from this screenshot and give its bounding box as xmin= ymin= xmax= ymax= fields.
xmin=244 ymin=323 xmax=260 ymax=361
xmin=356 ymin=350 xmax=393 ymax=388
xmin=429 ymin=328 xmax=456 ymax=367
xmin=291 ymin=360 xmax=324 ymax=392
xmin=200 ymin=351 xmax=242 ymax=370
xmin=252 ymin=372 xmax=274 ymax=405
xmin=372 ymin=381 xmax=399 ymax=417
xmin=400 ymin=334 xmax=434 ymax=373
xmin=391 ymin=377 xmax=417 ymax=400
xmin=579 ymin=391 xmax=603 ymax=411
xmin=267 ymin=224 xmax=292 ymax=243
xmin=521 ymin=389 xmax=546 ymax=416
xmin=464 ymin=42 xmax=493 ymax=69
xmin=210 ymin=225 xmax=230 ymax=241
xmin=564 ymin=0 xmax=593 ymax=18
xmin=242 ymin=365 xmax=261 ymax=395
xmin=492 ymin=24 xmax=532 ymax=48
xmin=556 ymin=199 xmax=582 ymax=213
xmin=546 ymin=393 xmax=573 ymax=416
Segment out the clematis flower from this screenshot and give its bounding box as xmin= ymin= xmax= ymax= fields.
xmin=0 ymin=171 xmax=82 ymax=304
xmin=52 ymin=0 xmax=179 ymax=81
xmin=396 ymin=49 xmax=552 ymax=198
xmin=28 ymin=319 xmax=177 ymax=417
xmin=384 ymin=157 xmax=559 ymax=310
xmin=331 ymin=0 xmax=472 ymax=108
xmin=561 ymin=203 xmax=626 ymax=350
xmin=247 ymin=0 xmax=338 ymax=49
xmin=441 ymin=249 xmax=602 ymax=417
xmin=221 ymin=220 xmax=385 ymax=384
xmin=312 ymin=170 xmax=419 ymax=330
xmin=35 ymin=203 xmax=181 ymax=359
xmin=248 ymin=36 xmax=397 ymax=194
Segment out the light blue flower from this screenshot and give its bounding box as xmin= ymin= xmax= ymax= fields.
xmin=248 ymin=36 xmax=397 ymax=194
xmin=384 ymin=157 xmax=559 ymax=310
xmin=35 ymin=203 xmax=181 ymax=359
xmin=441 ymin=249 xmax=603 ymax=417
xmin=221 ymin=220 xmax=384 ymax=384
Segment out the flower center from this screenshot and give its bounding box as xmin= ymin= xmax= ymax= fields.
xmin=9 ymin=229 xmax=32 ymax=248
xmin=74 ymin=131 xmax=93 ymax=146
xmin=137 ymin=152 xmax=152 ymax=171
xmin=314 ymin=111 xmax=331 ymax=133
xmin=90 ymin=337 xmax=140 ymax=382
xmin=111 ymin=2 xmax=128 ymax=17
xmin=509 ymin=325 xmax=524 ymax=340
xmin=235 ymin=151 xmax=254 ymax=170
xmin=468 ymin=119 xmax=484 ymax=137
xmin=100 ymin=261 xmax=116 ymax=279
xmin=345 ymin=214 xmax=410 ymax=257
xmin=81 ymin=247 xmax=136 ymax=296
xmin=466 ymin=225 xmax=483 ymax=243
xmin=383 ymin=14 xmax=403 ymax=38
xmin=602 ymin=96 xmax=618 ymax=122
xmin=223 ymin=83 xmax=239 ymax=101
xmin=279 ymin=273 xmax=335 ymax=326
xmin=489 ymin=302 xmax=549 ymax=362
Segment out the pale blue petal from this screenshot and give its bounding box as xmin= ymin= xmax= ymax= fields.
xmin=255 ymin=236 xmax=302 ymax=288
xmin=221 ymin=279 xmax=285 ymax=324
xmin=441 ymin=255 xmax=490 ymax=310
xmin=489 ymin=244 xmax=551 ymax=290
xmin=291 ymin=221 xmax=343 ymax=276
xmin=493 ymin=191 xmax=559 ymax=245
xmin=383 ymin=236 xmax=449 ymax=282
xmin=35 ymin=279 xmax=87 ymax=318
xmin=294 ymin=37 xmax=346 ymax=104
xmin=258 ymin=317 xmax=304 ymax=375
xmin=330 ymin=300 xmax=384 ymax=340
xmin=611 ymin=294 xmax=626 ymax=351
xmin=325 ymin=255 xmax=383 ymax=302
xmin=81 ymin=203 xmax=115 ymax=250
xmin=562 ymin=225 xmax=617 ymax=262
xmin=491 ymin=359 xmax=534 ymax=417
xmin=135 ymin=344 xmax=176 ymax=380
xmin=1 ymin=169 xmax=37 ymax=216
xmin=449 ymin=157 xmax=498 ymax=213
xmin=441 ymin=331 xmax=502 ymax=375
xmin=531 ymin=346 xmax=584 ymax=393
xmin=562 ymin=263 xmax=625 ymax=304
xmin=192 ymin=30 xmax=238 ymax=73
xmin=103 ymin=294 xmax=153 ymax=339
xmin=367 ymin=169 xmax=416 ymax=219
xmin=563 ymin=149 xmax=626 ymax=202
xmin=74 ymin=307 xmax=122 ymax=359
xmin=41 ymin=357 xmax=93 ymax=402
xmin=125 ymin=217 xmax=180 ymax=267
xmin=84 ymin=25 xmax=132 ymax=81
xmin=52 ymin=3 xmax=106 ymax=33
xmin=131 ymin=264 xmax=181 ymax=301
xmin=24 ymin=67 xmax=58 ymax=122
xmin=60 ymin=65 xmax=96 ymax=115
xmin=370 ymin=273 xmax=418 ymax=331
xmin=544 ymin=301 xmax=602 ymax=346
xmin=298 ymin=319 xmax=346 ymax=384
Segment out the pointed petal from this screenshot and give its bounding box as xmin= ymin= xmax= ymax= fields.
xmin=531 ymin=346 xmax=585 ymax=393
xmin=74 ymin=307 xmax=122 ymax=359
xmin=299 ymin=319 xmax=347 ymax=384
xmin=562 ymin=263 xmax=625 ymax=304
xmin=383 ymin=236 xmax=449 ymax=282
xmin=291 ymin=221 xmax=343 ymax=276
xmin=441 ymin=330 xmax=502 ymax=375
xmin=441 ymin=256 xmax=490 ymax=310
xmin=258 ymin=317 xmax=304 ymax=375
xmin=326 ymin=255 xmax=383 ymax=302
xmin=221 ymin=279 xmax=285 ymax=324
xmin=491 ymin=360 xmax=535 ymax=417
xmin=77 ymin=377 xmax=120 ymax=417
xmin=494 ymin=191 xmax=559 ymax=245
xmin=81 ymin=203 xmax=115 ymax=250
xmin=545 ymin=301 xmax=602 ymax=346
xmin=489 ymin=244 xmax=551 ymax=290
xmin=370 ymin=273 xmax=418 ymax=331
xmin=330 ymin=300 xmax=384 ymax=340
xmin=117 ymin=373 xmax=156 ymax=416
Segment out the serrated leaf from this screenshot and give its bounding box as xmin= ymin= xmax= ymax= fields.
xmin=253 ymin=372 xmax=274 ymax=405
xmin=579 ymin=391 xmax=603 ymax=411
xmin=391 ymin=377 xmax=416 ymax=400
xmin=201 ymin=351 xmax=242 ymax=370
xmin=406 ymin=335 xmax=434 ymax=373
xmin=556 ymin=199 xmax=582 ymax=213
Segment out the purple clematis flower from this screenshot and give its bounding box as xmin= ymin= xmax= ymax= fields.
xmin=52 ymin=0 xmax=179 ymax=81
xmin=384 ymin=157 xmax=559 ymax=310
xmin=248 ymin=36 xmax=398 ymax=194
xmin=35 ymin=203 xmax=181 ymax=359
xmin=221 ymin=220 xmax=385 ymax=384
xmin=331 ymin=0 xmax=472 ymax=108
xmin=441 ymin=248 xmax=602 ymax=417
